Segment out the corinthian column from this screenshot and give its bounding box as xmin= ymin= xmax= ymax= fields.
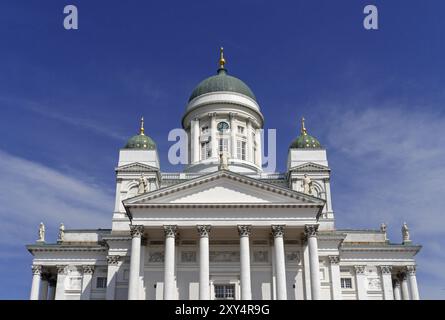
xmin=163 ymin=225 xmax=177 ymax=300
xmin=128 ymin=225 xmax=144 ymax=300
xmin=209 ymin=113 xmax=218 ymax=161
xmin=272 ymin=225 xmax=287 ymax=300
xmin=197 ymin=225 xmax=211 ymax=300
xmin=399 ymin=272 xmax=410 ymax=300
xmin=191 ymin=117 xmax=200 ymax=163
xmin=328 ymin=256 xmax=341 ymax=300
xmin=305 ymin=224 xmax=321 ymax=300
xmin=30 ymin=265 xmax=42 ymax=300
xmin=238 ymin=225 xmax=252 ymax=300
xmin=81 ymin=265 xmax=95 ymax=300
xmin=406 ymin=266 xmax=419 ymax=300
xmin=354 ymin=265 xmax=367 ymax=300
xmin=380 ymin=266 xmax=394 ymax=300
xmin=229 ymin=113 xmax=237 ymax=159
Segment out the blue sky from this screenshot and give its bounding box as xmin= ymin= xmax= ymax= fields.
xmin=0 ymin=0 xmax=444 ymax=299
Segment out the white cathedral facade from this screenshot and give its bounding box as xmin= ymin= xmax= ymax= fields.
xmin=27 ymin=49 xmax=421 ymax=300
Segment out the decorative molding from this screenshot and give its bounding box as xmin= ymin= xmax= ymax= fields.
xmin=253 ymin=251 xmax=269 ymax=263
xmin=367 ymin=278 xmax=382 ymax=291
xmin=115 ymin=162 xmax=159 ymax=173
xmin=197 ymin=225 xmax=211 ymax=238
xmin=354 ymin=265 xmax=366 ymax=275
xmin=237 ymin=225 xmax=252 ymax=237
xmin=106 ymin=255 xmax=120 ymax=265
xmin=181 ymin=251 xmax=197 ymax=263
xmin=405 ymin=265 xmax=416 ymax=276
xmin=130 ymin=225 xmax=144 ymax=238
xmin=163 ymin=225 xmax=177 ymax=238
xmin=304 ymin=224 xmax=319 ymax=238
xmin=209 ymin=251 xmax=240 ymax=263
xmin=289 ymin=162 xmax=330 ymax=173
xmin=285 ymin=251 xmax=300 ymax=263
xmin=148 ymin=251 xmax=164 ymax=263
xmin=379 ymin=265 xmax=392 ymax=274
xmin=82 ymin=265 xmax=95 ymax=274
xmin=271 ymin=225 xmax=285 ymax=238
xmin=31 ymin=265 xmax=42 ymax=275
xmin=328 ymin=256 xmax=340 ymax=264
xmin=56 ymin=265 xmax=67 ymax=275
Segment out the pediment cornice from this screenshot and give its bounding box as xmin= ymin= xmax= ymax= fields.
xmin=289 ymin=162 xmax=330 ymax=173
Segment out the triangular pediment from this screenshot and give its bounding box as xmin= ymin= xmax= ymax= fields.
xmin=123 ymin=170 xmax=325 ymax=207
xmin=289 ymin=162 xmax=330 ymax=173
xmin=115 ymin=162 xmax=159 ymax=173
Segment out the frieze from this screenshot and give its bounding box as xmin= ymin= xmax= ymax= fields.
xmin=210 ymin=251 xmax=240 ymax=263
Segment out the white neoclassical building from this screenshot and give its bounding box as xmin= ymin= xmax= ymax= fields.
xmin=27 ymin=49 xmax=421 ymax=300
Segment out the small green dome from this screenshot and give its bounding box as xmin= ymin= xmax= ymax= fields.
xmin=124 ymin=117 xmax=157 ymax=150
xmin=189 ymin=68 xmax=256 ymax=102
xmin=290 ymin=117 xmax=322 ymax=149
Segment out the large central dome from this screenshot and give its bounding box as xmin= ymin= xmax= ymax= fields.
xmin=188 ymin=68 xmax=256 ymax=102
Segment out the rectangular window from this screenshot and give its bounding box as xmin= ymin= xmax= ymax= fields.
xmin=214 ymin=284 xmax=235 ymax=300
xmin=96 ymin=277 xmax=107 ymax=289
xmin=201 ymin=141 xmax=211 ymax=160
xmin=237 ymin=126 xmax=244 ymax=134
xmin=340 ymin=278 xmax=352 ymax=289
xmin=236 ymin=140 xmax=246 ymax=160
xmin=219 ymin=138 xmax=229 ymax=153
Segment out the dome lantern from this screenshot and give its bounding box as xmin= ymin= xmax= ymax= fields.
xmin=289 ymin=117 xmax=322 ymax=149
xmin=124 ymin=117 xmax=157 ymax=150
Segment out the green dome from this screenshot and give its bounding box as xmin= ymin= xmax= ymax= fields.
xmin=124 ymin=117 xmax=157 ymax=150
xmin=125 ymin=134 xmax=156 ymax=150
xmin=290 ymin=133 xmax=322 ymax=149
xmin=189 ymin=68 xmax=256 ymax=102
xmin=289 ymin=118 xmax=322 ymax=149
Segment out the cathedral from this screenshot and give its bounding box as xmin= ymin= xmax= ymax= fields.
xmin=27 ymin=49 xmax=421 ymax=300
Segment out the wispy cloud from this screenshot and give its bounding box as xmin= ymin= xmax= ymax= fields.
xmin=322 ymin=105 xmax=445 ymax=299
xmin=0 ymin=149 xmax=113 ymax=248
xmin=0 ymin=96 xmax=127 ymax=141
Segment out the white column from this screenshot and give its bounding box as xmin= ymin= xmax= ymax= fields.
xmin=270 ymin=238 xmax=277 ymax=300
xmin=238 ymin=225 xmax=252 ymax=300
xmin=354 ymin=266 xmax=367 ymax=300
xmin=400 ymin=272 xmax=410 ymax=300
xmin=39 ymin=273 xmax=49 ymax=300
xmin=197 ymin=225 xmax=211 ymax=300
xmin=48 ymin=279 xmax=56 ymax=300
xmin=246 ymin=119 xmax=253 ymax=162
xmin=406 ymin=266 xmax=419 ymax=300
xmin=139 ymin=238 xmax=147 ymax=300
xmin=302 ymin=238 xmax=312 ymax=300
xmin=30 ymin=265 xmax=42 ymax=300
xmin=106 ymin=256 xmax=120 ymax=300
xmin=255 ymin=128 xmax=262 ymax=167
xmin=393 ymin=279 xmax=401 ymax=300
xmin=128 ymin=225 xmax=144 ymax=300
xmin=305 ymin=225 xmax=321 ymax=300
xmin=55 ymin=265 xmax=67 ymax=300
xmin=229 ymin=113 xmax=237 ymax=159
xmin=81 ymin=265 xmax=95 ymax=300
xmin=380 ymin=266 xmax=394 ymax=300
xmin=272 ymin=225 xmax=287 ymax=300
xmin=191 ymin=117 xmax=200 ymax=163
xmin=209 ymin=113 xmax=218 ymax=161
xmin=328 ymin=256 xmax=342 ymax=300
xmin=163 ymin=225 xmax=177 ymax=300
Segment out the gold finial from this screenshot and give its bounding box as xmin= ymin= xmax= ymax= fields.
xmin=139 ymin=116 xmax=145 ymax=135
xmin=219 ymin=47 xmax=226 ymax=69
xmin=301 ymin=117 xmax=307 ymax=135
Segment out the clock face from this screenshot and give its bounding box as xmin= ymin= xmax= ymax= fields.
xmin=217 ymin=121 xmax=230 ymax=133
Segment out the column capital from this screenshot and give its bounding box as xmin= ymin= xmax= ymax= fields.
xmin=107 ymin=255 xmax=121 ymax=265
xmin=354 ymin=265 xmax=366 ymax=275
xmin=238 ymin=225 xmax=252 ymax=237
xmin=82 ymin=265 xmax=95 ymax=274
xmin=398 ymin=272 xmax=407 ymax=281
xmin=304 ymin=224 xmax=319 ymax=238
xmin=41 ymin=272 xmax=52 ymax=281
xmin=56 ymin=265 xmax=67 ymax=275
xmin=393 ymin=279 xmax=401 ymax=287
xmin=328 ymin=256 xmax=340 ymax=264
xmin=229 ymin=112 xmax=237 ymax=118
xmin=271 ymin=225 xmax=285 ymax=238
xmin=208 ymin=112 xmax=217 ymax=118
xmin=193 ymin=117 xmax=200 ymax=122
xmin=163 ymin=225 xmax=178 ymax=238
xmin=197 ymin=225 xmax=211 ymax=238
xmin=31 ymin=265 xmax=42 ymax=275
xmin=405 ymin=265 xmax=416 ymax=276
xmin=379 ymin=265 xmax=393 ymax=275
xmin=130 ymin=225 xmax=144 ymax=238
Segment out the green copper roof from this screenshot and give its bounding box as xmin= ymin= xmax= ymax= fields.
xmin=289 ymin=117 xmax=322 ymax=149
xmin=189 ymin=68 xmax=256 ymax=102
xmin=124 ymin=117 xmax=157 ymax=150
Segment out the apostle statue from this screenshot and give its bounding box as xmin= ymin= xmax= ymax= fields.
xmin=302 ymin=174 xmax=313 ymax=195
xmin=58 ymin=223 xmax=65 ymax=242
xmin=138 ymin=173 xmax=148 ymax=194
xmin=380 ymin=223 xmax=387 ymax=241
xmin=37 ymin=222 xmax=45 ymax=242
xmin=402 ymin=222 xmax=410 ymax=243
xmin=218 ymin=152 xmax=229 ymax=170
